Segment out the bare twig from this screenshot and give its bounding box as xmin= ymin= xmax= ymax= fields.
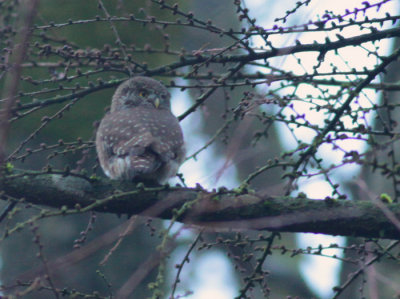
xmin=0 ymin=0 xmax=39 ymax=165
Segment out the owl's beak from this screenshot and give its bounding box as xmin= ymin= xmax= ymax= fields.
xmin=154 ymin=98 xmax=160 ymax=109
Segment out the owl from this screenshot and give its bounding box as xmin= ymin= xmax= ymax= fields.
xmin=95 ymin=76 xmax=185 ymax=183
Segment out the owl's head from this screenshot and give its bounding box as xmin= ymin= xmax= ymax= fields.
xmin=111 ymin=76 xmax=171 ymax=112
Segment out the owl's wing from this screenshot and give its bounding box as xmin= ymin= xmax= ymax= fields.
xmin=113 ymin=131 xmax=172 ymax=161
xmin=112 ymin=131 xmax=153 ymax=157
xmin=148 ymin=115 xmax=185 ymax=164
xmin=148 ymin=136 xmax=178 ymax=162
xmin=103 ymin=130 xmax=160 ymax=178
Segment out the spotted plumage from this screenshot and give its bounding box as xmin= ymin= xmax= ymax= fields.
xmin=95 ymin=76 xmax=185 ymax=183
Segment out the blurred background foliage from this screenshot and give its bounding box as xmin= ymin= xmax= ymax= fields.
xmin=1 ymin=0 xmax=303 ymax=298
xmin=3 ymin=1 xmax=191 ymax=298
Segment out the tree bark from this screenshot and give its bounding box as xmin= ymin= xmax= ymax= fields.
xmin=2 ymin=170 xmax=400 ymax=240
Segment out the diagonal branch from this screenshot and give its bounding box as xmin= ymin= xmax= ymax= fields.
xmin=284 ymin=45 xmax=400 ymax=194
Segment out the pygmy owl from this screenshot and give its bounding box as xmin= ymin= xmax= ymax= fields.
xmin=95 ymin=76 xmax=185 ymax=183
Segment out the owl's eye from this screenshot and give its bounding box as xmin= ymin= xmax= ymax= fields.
xmin=138 ymin=89 xmax=148 ymax=97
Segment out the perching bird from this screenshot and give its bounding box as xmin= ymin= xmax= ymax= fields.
xmin=95 ymin=76 xmax=185 ymax=183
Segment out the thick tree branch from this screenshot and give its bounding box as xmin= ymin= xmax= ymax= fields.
xmin=1 ymin=170 xmax=400 ymax=240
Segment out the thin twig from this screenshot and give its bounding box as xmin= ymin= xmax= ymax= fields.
xmin=97 ymin=0 xmax=144 ymax=74
xmin=0 ymin=0 xmax=39 ymax=165
xmin=170 ymin=230 xmax=203 ymax=299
